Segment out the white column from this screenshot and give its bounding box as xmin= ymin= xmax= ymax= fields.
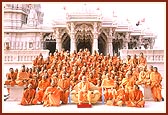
xmin=139 ymin=35 xmax=143 ymax=48
xmin=125 ymin=32 xmax=129 ymax=49
xmin=107 ymin=38 xmax=113 ymax=56
xmin=56 ymin=38 xmax=62 ymax=52
xmin=70 ymin=23 xmax=76 ymax=53
xmin=39 ymin=33 xmax=43 ymax=49
xmin=92 ymin=22 xmax=98 ymax=53
xmin=70 ymin=34 xmax=76 ymax=53
xmin=92 ymin=37 xmax=98 ymax=53
xmin=54 ymin=28 xmax=62 ymax=52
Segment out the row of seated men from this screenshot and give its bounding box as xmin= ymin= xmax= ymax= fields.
xmin=5 ymin=49 xmax=163 ymax=107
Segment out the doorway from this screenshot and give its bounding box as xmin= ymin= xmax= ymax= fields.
xmin=45 ymin=39 xmax=56 ymax=54
xmin=98 ymin=33 xmax=107 ymax=55
xmin=62 ymin=33 xmax=70 ymax=52
xmin=77 ymin=39 xmax=92 ymax=53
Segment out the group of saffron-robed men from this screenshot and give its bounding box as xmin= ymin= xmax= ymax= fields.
xmin=5 ymin=49 xmax=163 ymax=107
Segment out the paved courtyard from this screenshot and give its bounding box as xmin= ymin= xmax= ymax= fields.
xmin=2 ymin=99 xmax=166 ymax=113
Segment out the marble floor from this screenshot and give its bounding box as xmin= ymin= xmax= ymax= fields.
xmin=2 ymin=99 xmax=166 ymax=113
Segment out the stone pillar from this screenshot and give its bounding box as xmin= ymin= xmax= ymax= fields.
xmin=39 ymin=33 xmax=43 ymax=49
xmin=124 ymin=32 xmax=129 ymax=49
xmin=70 ymin=23 xmax=76 ymax=53
xmin=70 ymin=35 xmax=76 ymax=53
xmin=139 ymin=35 xmax=143 ymax=48
xmin=92 ymin=34 xmax=98 ymax=53
xmin=107 ymin=37 xmax=113 ymax=56
xmin=92 ymin=22 xmax=98 ymax=53
xmin=56 ymin=38 xmax=62 ymax=52
xmin=108 ymin=28 xmax=115 ymax=56
xmin=54 ymin=28 xmax=62 ymax=52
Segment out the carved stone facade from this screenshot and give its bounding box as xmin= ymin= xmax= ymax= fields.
xmin=3 ymin=3 xmax=156 ymax=56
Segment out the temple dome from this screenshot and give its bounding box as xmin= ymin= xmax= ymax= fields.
xmin=68 ymin=4 xmax=100 ymax=15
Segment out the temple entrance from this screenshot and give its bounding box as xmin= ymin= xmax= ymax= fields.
xmin=45 ymin=39 xmax=56 ymax=54
xmin=43 ymin=33 xmax=56 ymax=54
xmin=77 ymin=39 xmax=92 ymax=53
xmin=62 ymin=33 xmax=70 ymax=52
xmin=98 ymin=32 xmax=107 ymax=55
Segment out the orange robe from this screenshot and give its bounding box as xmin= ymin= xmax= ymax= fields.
xmin=33 ymin=58 xmax=38 ymax=67
xmin=28 ymin=79 xmax=38 ymax=90
xmin=5 ymin=72 xmax=17 ymax=86
xmin=144 ymin=71 xmax=153 ymax=87
xmin=57 ymin=79 xmax=70 ymax=104
xmin=132 ymin=58 xmax=139 ymax=66
xmin=37 ymin=58 xmax=45 ymax=69
xmin=126 ymin=59 xmax=132 ymax=66
xmin=109 ymin=88 xmax=125 ymax=106
xmin=88 ymin=77 xmax=97 ymax=85
xmin=16 ymin=71 xmax=29 ymax=86
xmin=132 ymin=70 xmax=139 ymax=81
xmin=101 ymin=79 xmax=114 ymax=101
xmin=126 ymin=89 xmax=145 ymax=108
xmin=77 ymin=81 xmax=93 ymax=103
xmin=138 ymin=71 xmax=147 ymax=85
xmin=39 ymin=71 xmax=44 ymax=81
xmin=21 ymin=88 xmax=36 ymax=105
xmin=32 ymin=80 xmax=50 ymax=104
xmin=138 ymin=57 xmax=147 ymax=67
xmin=43 ymin=86 xmax=61 ymax=107
xmin=150 ymin=72 xmax=162 ymax=101
xmin=47 ymin=69 xmax=54 ymax=78
xmin=112 ymin=57 xmax=118 ymax=65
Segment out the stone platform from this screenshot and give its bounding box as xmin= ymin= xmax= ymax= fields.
xmin=6 ymin=85 xmax=26 ymax=102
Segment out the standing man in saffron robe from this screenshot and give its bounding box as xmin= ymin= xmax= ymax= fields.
xmin=150 ymin=67 xmax=163 ymax=101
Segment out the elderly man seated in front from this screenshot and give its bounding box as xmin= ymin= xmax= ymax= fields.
xmin=71 ymin=76 xmax=100 ymax=105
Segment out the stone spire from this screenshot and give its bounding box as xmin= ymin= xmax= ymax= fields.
xmin=27 ymin=5 xmax=38 ymax=27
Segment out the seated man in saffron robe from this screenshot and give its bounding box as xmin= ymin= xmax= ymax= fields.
xmin=125 ymin=84 xmax=145 ymax=108
xmin=43 ymin=80 xmax=61 ymax=107
xmin=5 ymin=68 xmax=17 ymax=87
xmin=57 ymin=74 xmax=70 ymax=104
xmin=101 ymin=73 xmax=114 ymax=102
xmin=32 ymin=75 xmax=50 ymax=104
xmin=20 ymin=84 xmax=36 ymax=105
xmin=106 ymin=84 xmax=125 ymax=107
xmin=77 ymin=76 xmax=95 ymax=105
xmin=15 ymin=65 xmax=29 ymax=86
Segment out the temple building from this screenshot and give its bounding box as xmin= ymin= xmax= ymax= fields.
xmin=3 ymin=3 xmax=156 ymax=56
xmin=3 ymin=3 xmax=164 ymax=77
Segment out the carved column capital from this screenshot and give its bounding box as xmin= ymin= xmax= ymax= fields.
xmin=70 ymin=22 xmax=75 ymax=34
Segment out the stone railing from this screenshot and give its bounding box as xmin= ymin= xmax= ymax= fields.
xmin=120 ymin=49 xmax=165 ymax=87
xmin=119 ymin=49 xmax=164 ymax=62
xmin=3 ymin=50 xmax=49 ymax=64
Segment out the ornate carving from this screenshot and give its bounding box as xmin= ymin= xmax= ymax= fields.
xmin=59 ymin=28 xmax=69 ymax=39
xmin=99 ymin=28 xmax=109 ymax=38
xmin=93 ymin=22 xmax=97 ymax=33
xmin=71 ymin=22 xmax=75 ymax=33
xmin=75 ymin=23 xmax=93 ymax=33
xmin=27 ymin=5 xmax=38 ymax=27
